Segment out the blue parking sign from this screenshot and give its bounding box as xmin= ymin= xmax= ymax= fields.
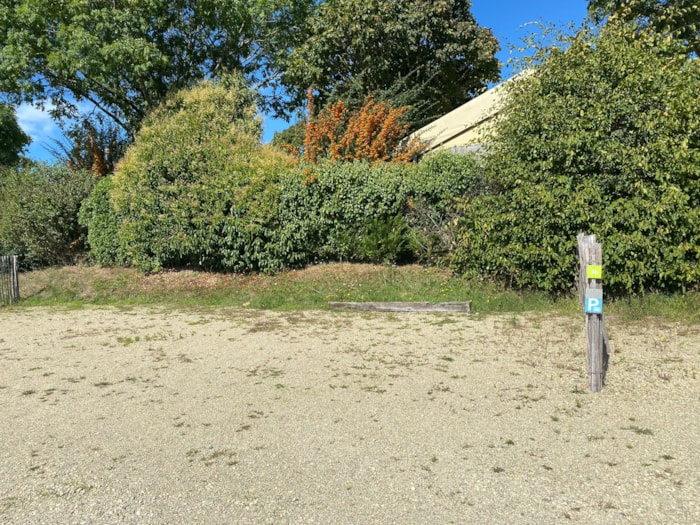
xmin=585 ymin=297 xmax=603 ymax=314
xmin=585 ymin=288 xmax=603 ymax=314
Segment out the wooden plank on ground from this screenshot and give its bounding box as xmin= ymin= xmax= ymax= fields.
xmin=328 ymin=301 xmax=471 ymax=313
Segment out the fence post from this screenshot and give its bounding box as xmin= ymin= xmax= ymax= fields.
xmin=11 ymin=255 xmax=19 ymax=302
xmin=0 ymin=255 xmax=20 ymax=305
xmin=577 ymin=234 xmax=610 ymax=392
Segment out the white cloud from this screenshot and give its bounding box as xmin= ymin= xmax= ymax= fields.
xmin=15 ymin=103 xmax=62 ymax=162
xmin=15 ymin=99 xmax=112 ymax=161
xmin=16 ymin=103 xmax=59 ymax=138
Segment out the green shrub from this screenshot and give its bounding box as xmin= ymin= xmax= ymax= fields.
xmin=82 ymin=73 xmax=483 ymax=273
xmin=452 ymin=19 xmax=700 ymax=296
xmin=0 ymin=163 xmax=95 ymax=268
xmin=275 ymin=153 xmax=482 ymax=266
xmin=78 ymin=176 xmax=126 ymax=266
xmin=276 ymin=161 xmax=412 ymax=265
xmin=107 ymin=75 xmax=295 ymax=272
xmin=407 ymin=152 xmax=484 ymax=264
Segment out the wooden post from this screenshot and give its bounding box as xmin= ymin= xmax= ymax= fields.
xmin=11 ymin=255 xmax=19 ymax=302
xmin=0 ymin=255 xmax=20 ymax=305
xmin=577 ymin=234 xmax=610 ymax=392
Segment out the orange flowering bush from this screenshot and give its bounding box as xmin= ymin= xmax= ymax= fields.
xmin=53 ymin=117 xmax=126 ymax=178
xmin=302 ymin=89 xmax=423 ymax=164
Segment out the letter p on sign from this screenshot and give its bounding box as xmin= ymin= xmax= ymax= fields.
xmin=585 ymin=297 xmax=603 ymax=314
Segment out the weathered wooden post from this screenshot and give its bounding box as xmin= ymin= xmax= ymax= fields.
xmin=11 ymin=255 xmax=19 ymax=302
xmin=0 ymin=255 xmax=20 ymax=305
xmin=577 ymin=234 xmax=610 ymax=392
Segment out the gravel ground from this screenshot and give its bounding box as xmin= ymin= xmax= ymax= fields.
xmin=0 ymin=306 xmax=698 ymax=524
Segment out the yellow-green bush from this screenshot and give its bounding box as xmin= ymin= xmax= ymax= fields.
xmin=101 ymin=76 xmax=294 ymax=272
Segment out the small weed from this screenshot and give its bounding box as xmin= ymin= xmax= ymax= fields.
xmin=623 ymin=426 xmax=654 ymax=436
xmin=116 ymin=336 xmax=139 ymax=346
xmin=21 ymin=389 xmax=36 ymax=396
xmin=505 ymin=439 xmax=514 ymax=446
xmin=361 ymin=385 xmax=387 ymax=394
xmin=660 ymin=454 xmax=675 ymax=460
xmin=94 ymin=381 xmax=113 ymax=388
xmin=492 ymin=466 xmax=505 ymax=473
xmin=432 ymin=318 xmax=458 ymax=326
xmin=1 ymin=497 xmax=18 ymax=512
xmin=542 ymin=465 xmax=553 ymax=471
xmin=551 ymin=415 xmax=559 ymax=422
xmin=200 ymin=449 xmax=237 ymax=466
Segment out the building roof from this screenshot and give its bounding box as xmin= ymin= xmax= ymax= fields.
xmin=410 ymin=72 xmax=527 ymax=155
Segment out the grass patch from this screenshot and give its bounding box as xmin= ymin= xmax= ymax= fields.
xmin=606 ymin=293 xmax=700 ymax=325
xmin=8 ymin=263 xmax=699 ymax=321
xmin=15 ymin=264 xmax=559 ymax=313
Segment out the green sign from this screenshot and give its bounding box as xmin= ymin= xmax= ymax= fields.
xmin=587 ymin=265 xmax=603 ymax=280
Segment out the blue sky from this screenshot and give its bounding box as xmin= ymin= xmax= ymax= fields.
xmin=18 ymin=0 xmax=589 ymax=161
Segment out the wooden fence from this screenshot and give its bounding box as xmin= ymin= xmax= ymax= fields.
xmin=0 ymin=255 xmax=20 ymax=305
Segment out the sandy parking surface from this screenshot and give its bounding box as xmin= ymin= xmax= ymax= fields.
xmin=0 ymin=306 xmax=698 ymax=524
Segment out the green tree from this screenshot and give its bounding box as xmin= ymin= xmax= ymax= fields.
xmin=0 ymin=103 xmax=30 ymax=166
xmin=0 ymin=0 xmax=313 ymax=137
xmin=588 ymin=0 xmax=699 ymax=53
xmin=271 ymin=121 xmax=306 ymax=156
xmin=278 ymin=0 xmax=500 ymax=130
xmin=452 ymin=19 xmax=700 ymax=296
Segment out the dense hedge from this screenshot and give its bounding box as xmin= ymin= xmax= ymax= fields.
xmin=79 ymin=89 xmax=483 ymax=273
xmin=452 ymin=20 xmax=700 ymax=296
xmin=0 ymin=164 xmax=95 ymax=268
xmin=78 ymin=175 xmax=125 ymax=266
xmin=268 ymin=152 xmax=483 ymax=267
